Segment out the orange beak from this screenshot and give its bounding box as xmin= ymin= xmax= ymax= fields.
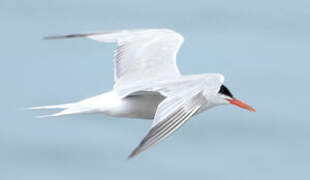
xmin=227 ymin=98 xmax=256 ymax=112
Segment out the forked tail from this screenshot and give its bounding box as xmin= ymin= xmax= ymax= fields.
xmin=28 ymin=103 xmax=91 ymax=118
xmin=28 ymin=103 xmax=73 ymax=110
xmin=28 ymin=92 xmax=114 ymax=118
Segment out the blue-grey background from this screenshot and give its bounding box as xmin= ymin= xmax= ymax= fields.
xmin=1 ymin=0 xmax=309 ymax=179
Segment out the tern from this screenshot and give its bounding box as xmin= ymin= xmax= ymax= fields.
xmin=30 ymin=29 xmax=255 ymax=158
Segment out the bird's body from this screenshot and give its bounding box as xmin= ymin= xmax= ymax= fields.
xmin=100 ymin=91 xmax=164 ymax=119
xmin=30 ymin=29 xmax=255 ymax=158
xmin=51 ymin=91 xmax=164 ymax=119
xmin=34 ymin=74 xmax=220 ymax=119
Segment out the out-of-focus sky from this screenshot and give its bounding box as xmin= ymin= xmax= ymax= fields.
xmin=1 ymin=0 xmax=309 ymax=179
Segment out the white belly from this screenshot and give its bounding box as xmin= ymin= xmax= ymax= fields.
xmin=90 ymin=91 xmax=165 ymax=119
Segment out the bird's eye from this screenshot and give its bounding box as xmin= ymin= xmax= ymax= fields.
xmin=218 ymin=85 xmax=234 ymax=98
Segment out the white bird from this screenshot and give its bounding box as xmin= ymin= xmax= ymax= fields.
xmin=30 ymin=29 xmax=255 ymax=158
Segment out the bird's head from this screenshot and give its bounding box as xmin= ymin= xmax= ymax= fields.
xmin=215 ymin=84 xmax=256 ymax=112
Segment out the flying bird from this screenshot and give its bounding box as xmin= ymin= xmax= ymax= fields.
xmin=30 ymin=29 xmax=255 ymax=158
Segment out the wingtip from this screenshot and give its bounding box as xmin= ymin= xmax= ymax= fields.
xmin=43 ymin=35 xmax=63 ymax=40
xmin=43 ymin=34 xmax=75 ymax=40
xmin=127 ymin=145 xmax=145 ymax=159
xmin=43 ymin=33 xmax=98 ymax=40
xmin=127 ymin=150 xmax=138 ymax=160
xmin=127 ymin=155 xmax=133 ymax=160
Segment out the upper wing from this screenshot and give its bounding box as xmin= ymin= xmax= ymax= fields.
xmin=45 ymin=29 xmax=184 ymax=85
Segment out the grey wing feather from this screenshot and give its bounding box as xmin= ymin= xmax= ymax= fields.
xmin=128 ymin=92 xmax=205 ymax=159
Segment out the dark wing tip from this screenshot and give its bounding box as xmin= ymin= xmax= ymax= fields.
xmin=127 ymin=151 xmax=138 ymax=159
xmin=127 ymin=143 xmax=145 ymax=159
xmin=43 ymin=33 xmax=96 ymax=40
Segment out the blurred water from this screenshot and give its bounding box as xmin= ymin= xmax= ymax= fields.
xmin=1 ymin=0 xmax=310 ymax=179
